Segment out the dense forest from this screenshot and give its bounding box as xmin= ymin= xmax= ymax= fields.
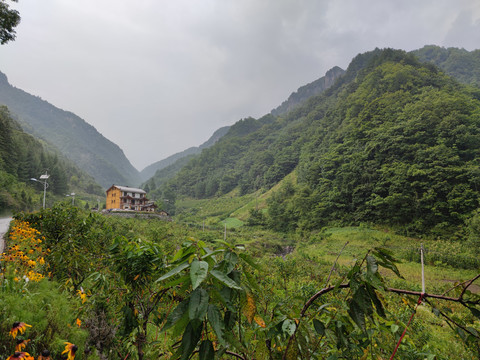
xmin=151 ymin=48 xmax=480 ymax=237
xmin=0 ymin=105 xmax=104 ymax=212
xmin=412 ymin=45 xmax=480 ymax=88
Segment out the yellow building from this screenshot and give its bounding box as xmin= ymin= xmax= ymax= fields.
xmin=105 ymin=185 xmax=156 ymax=211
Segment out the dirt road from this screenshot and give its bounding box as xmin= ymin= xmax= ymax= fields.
xmin=0 ymin=217 xmax=12 ymax=254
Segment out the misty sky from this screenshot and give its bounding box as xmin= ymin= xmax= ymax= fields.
xmin=1 ymin=0 xmax=479 ymax=170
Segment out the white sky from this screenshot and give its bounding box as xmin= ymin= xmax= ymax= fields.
xmin=1 ymin=0 xmax=479 ymax=170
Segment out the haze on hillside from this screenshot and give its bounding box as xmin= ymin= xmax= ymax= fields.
xmin=0 ymin=0 xmax=479 ymax=170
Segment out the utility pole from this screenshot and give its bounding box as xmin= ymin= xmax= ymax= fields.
xmin=421 ymin=244 xmax=425 ymax=294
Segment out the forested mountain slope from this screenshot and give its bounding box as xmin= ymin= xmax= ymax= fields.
xmin=140 ymin=126 xmax=230 ymax=182
xmin=0 ymin=106 xmax=103 ymax=212
xmin=143 ymin=66 xmax=346 ymax=195
xmin=164 ymin=48 xmax=480 ymax=235
xmin=412 ymin=45 xmax=480 ymax=88
xmin=0 ymin=72 xmax=141 ymax=188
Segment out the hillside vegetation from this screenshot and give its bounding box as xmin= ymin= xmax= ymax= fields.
xmin=0 ymin=106 xmax=103 ymax=212
xmin=155 ymin=49 xmax=480 ymax=237
xmin=0 ymin=71 xmax=141 ymax=188
xmin=140 ymin=126 xmax=230 ymax=184
xmin=2 ymin=205 xmax=480 ymax=359
xmin=142 ymin=65 xmax=346 ymax=199
xmin=413 ymin=45 xmax=480 ymax=88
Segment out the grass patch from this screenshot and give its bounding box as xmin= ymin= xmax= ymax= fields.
xmin=223 ymin=217 xmax=244 ymax=228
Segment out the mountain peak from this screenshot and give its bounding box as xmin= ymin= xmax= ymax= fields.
xmin=271 ymin=66 xmax=345 ymax=116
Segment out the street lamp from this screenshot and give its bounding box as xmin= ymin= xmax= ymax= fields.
xmin=30 ymin=171 xmax=50 ymax=209
xmin=66 ymin=192 xmax=75 ymax=205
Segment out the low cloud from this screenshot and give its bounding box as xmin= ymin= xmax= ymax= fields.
xmin=1 ymin=0 xmax=478 ymax=170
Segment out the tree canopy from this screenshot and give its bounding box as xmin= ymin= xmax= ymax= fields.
xmin=0 ymin=0 xmax=20 ymax=44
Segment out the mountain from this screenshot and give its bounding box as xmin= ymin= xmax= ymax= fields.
xmin=143 ymin=66 xmax=345 ymax=198
xmin=271 ymin=66 xmax=345 ymax=116
xmin=160 ymin=48 xmax=480 ymax=236
xmin=0 ymin=71 xmax=141 ymax=188
xmin=0 ymin=105 xmax=103 ymax=212
xmin=139 ymin=126 xmax=230 ymax=182
xmin=412 ymin=45 xmax=480 ymax=88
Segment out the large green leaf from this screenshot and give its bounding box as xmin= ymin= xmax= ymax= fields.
xmin=372 ymin=247 xmax=403 ymax=278
xmin=348 ymin=286 xmax=373 ymax=331
xmin=164 ymin=299 xmax=189 ymax=331
xmin=180 ymin=322 xmax=202 ymax=360
xmin=171 ymin=247 xmax=184 ymax=262
xmin=208 ymin=304 xmax=226 ymax=345
xmin=199 ymin=340 xmax=215 ymax=360
xmin=313 ymin=319 xmax=325 ymax=336
xmin=190 ymin=260 xmax=209 ymax=290
xmin=366 ymin=283 xmax=386 ymax=318
xmin=189 ymin=288 xmax=209 ymax=321
xmin=156 ymin=262 xmax=189 ymax=283
xmin=210 ymin=270 xmax=243 ymax=290
xmin=468 ymin=306 xmax=480 ymax=320
xmin=163 ymin=274 xmax=190 ymax=288
xmin=223 ymin=251 xmax=238 ymax=273
xmin=239 ymin=252 xmax=261 ymax=270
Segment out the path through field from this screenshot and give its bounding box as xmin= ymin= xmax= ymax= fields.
xmin=0 ymin=217 xmax=12 ymax=254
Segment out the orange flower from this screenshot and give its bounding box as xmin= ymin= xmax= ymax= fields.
xmin=6 ymin=352 xmax=34 ymax=360
xmin=37 ymin=349 xmax=51 ymax=360
xmin=15 ymin=339 xmax=31 ymax=352
xmin=62 ymin=342 xmax=78 ymax=360
xmin=76 ymin=318 xmax=82 ymax=328
xmin=9 ymin=322 xmax=32 ymax=339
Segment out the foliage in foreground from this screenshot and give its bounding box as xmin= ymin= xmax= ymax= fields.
xmin=0 ymin=220 xmax=88 ymax=358
xmin=2 ymin=204 xmax=480 ymax=359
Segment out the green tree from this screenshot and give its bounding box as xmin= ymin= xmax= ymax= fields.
xmin=108 ymin=236 xmax=168 ymax=360
xmin=156 ymin=239 xmax=262 ymax=360
xmin=0 ymin=0 xmax=20 ymax=44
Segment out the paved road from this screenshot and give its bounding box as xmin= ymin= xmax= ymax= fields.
xmin=0 ymin=217 xmax=12 ymax=254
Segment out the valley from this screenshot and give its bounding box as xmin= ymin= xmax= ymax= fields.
xmin=1 ymin=45 xmax=480 ymax=359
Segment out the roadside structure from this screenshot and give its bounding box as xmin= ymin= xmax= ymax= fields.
xmin=105 ymin=185 xmax=156 ymax=212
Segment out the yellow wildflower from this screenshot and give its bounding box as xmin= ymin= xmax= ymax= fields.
xmin=62 ymin=342 xmax=78 ymax=360
xmin=9 ymin=322 xmax=32 ymax=338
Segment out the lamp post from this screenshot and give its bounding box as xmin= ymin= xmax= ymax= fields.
xmin=66 ymin=192 xmax=75 ymax=205
xmin=30 ymin=171 xmax=50 ymax=209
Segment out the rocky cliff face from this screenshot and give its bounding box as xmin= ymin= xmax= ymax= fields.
xmin=271 ymin=66 xmax=345 ymax=116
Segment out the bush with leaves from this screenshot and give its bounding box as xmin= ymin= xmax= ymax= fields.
xmin=156 ymin=238 xmax=264 ymax=360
